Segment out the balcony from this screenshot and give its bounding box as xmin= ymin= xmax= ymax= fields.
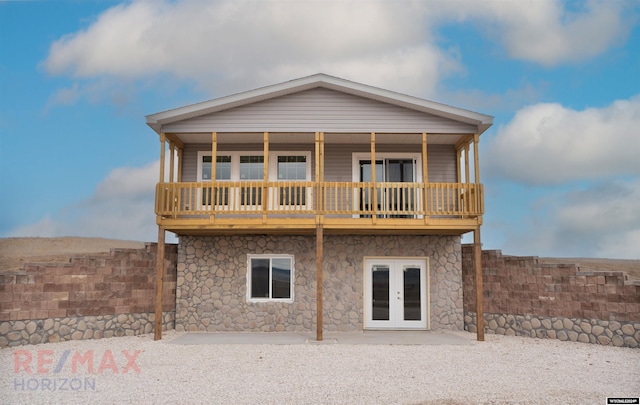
xmin=155 ymin=181 xmax=483 ymax=235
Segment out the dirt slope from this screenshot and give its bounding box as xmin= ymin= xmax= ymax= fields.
xmin=0 ymin=237 xmax=145 ymax=272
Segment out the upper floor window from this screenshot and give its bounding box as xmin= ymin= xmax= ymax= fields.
xmin=197 ymin=151 xmax=311 ymax=208
xmin=197 ymin=151 xmax=311 ymax=182
xmin=201 ymin=155 xmax=232 ymax=181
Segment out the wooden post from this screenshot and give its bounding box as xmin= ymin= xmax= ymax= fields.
xmin=370 ymin=132 xmax=377 ymax=222
xmin=211 ymin=132 xmax=218 ymax=182
xmin=422 ymin=132 xmax=428 ymax=222
xmin=263 ymin=132 xmax=269 ymax=222
xmin=177 ymin=147 xmax=183 ymax=182
xmin=473 ymin=134 xmax=480 ymax=216
xmin=315 ymin=132 xmax=320 ymax=219
xmin=464 ymin=143 xmax=470 ymax=185
xmin=159 ymin=133 xmax=166 ymax=183
xmin=154 ymin=227 xmax=166 ymax=341
xmin=314 ymin=131 xmax=324 ymax=341
xmin=169 ymin=142 xmax=175 ymax=183
xmin=210 ymin=132 xmax=217 ymax=221
xmin=473 ymin=134 xmax=480 ymax=184
xmin=316 ymin=224 xmax=323 ymax=341
xmin=474 ymin=227 xmax=484 ymax=341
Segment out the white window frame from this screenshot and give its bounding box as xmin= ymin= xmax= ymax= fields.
xmin=197 ymin=151 xmax=312 ymax=182
xmin=197 ymin=151 xmax=312 ymax=210
xmin=269 ymin=151 xmax=312 ymax=210
xmin=246 ymin=254 xmax=295 ymax=303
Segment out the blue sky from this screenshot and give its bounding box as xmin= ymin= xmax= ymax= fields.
xmin=1 ymin=0 xmax=639 ymax=259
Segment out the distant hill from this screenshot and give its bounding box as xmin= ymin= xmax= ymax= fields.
xmin=1 ymin=237 xmax=638 ymax=281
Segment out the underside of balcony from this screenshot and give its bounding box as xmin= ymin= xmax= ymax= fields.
xmin=158 ymin=216 xmax=482 ymax=236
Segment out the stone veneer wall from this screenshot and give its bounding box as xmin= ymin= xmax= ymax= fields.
xmin=0 ymin=244 xmax=177 ymax=347
xmin=462 ymin=246 xmax=640 ymax=348
xmin=176 ymin=234 xmax=463 ymax=332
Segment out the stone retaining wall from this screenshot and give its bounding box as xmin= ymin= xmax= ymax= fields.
xmin=177 ymin=234 xmax=463 ymax=333
xmin=0 ymin=312 xmax=175 ymax=347
xmin=465 ymin=312 xmax=640 ymax=348
xmin=463 ymin=246 xmax=640 ymax=348
xmin=0 ymin=243 xmax=177 ymax=347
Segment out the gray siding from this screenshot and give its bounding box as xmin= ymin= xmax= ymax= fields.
xmin=181 ymin=144 xmax=456 ymax=182
xmin=163 ymin=88 xmax=476 ymax=134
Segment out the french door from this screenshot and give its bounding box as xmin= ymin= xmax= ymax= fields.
xmin=364 ymin=258 xmax=428 ymax=329
xmin=359 ymin=158 xmax=417 ymax=217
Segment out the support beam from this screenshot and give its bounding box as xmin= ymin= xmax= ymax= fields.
xmin=177 ymin=147 xmax=183 ymax=182
xmin=422 ymin=132 xmax=429 ymax=223
xmin=159 ymin=133 xmax=166 ymax=183
xmin=370 ymin=132 xmax=377 ymax=223
xmin=315 ymin=131 xmax=325 ymax=341
xmin=263 ymin=132 xmax=269 ymax=223
xmin=169 ymin=142 xmax=175 ymax=183
xmin=315 ymin=132 xmax=325 ymax=225
xmin=456 ymin=147 xmax=462 ymax=184
xmin=473 ymin=133 xmax=480 ymax=184
xmin=154 ymin=227 xmax=166 ymax=341
xmin=316 ymin=224 xmax=323 ymax=341
xmin=474 ymin=227 xmax=484 ymax=341
xmin=210 ymin=132 xmax=217 ymax=222
xmin=210 ymin=132 xmax=217 ymax=182
xmin=464 ymin=144 xmax=470 ymax=185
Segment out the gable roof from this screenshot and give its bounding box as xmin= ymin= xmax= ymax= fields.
xmin=146 ymin=73 xmax=493 ymax=135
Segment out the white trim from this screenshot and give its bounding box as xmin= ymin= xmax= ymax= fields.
xmin=246 ymin=254 xmax=295 ymax=303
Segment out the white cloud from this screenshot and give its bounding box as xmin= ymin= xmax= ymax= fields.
xmin=499 ymin=179 xmax=640 ymax=259
xmin=435 ymin=0 xmax=633 ymax=66
xmin=43 ymin=0 xmax=455 ymax=97
xmin=41 ymin=0 xmax=632 ymax=102
xmin=9 ymin=160 xmax=175 ymax=242
xmin=485 ymin=95 xmax=640 ymax=185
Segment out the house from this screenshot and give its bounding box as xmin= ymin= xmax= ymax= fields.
xmin=146 ymin=74 xmax=492 ymax=341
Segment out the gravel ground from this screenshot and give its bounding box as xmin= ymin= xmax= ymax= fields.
xmin=2 ymin=330 xmax=638 ymax=405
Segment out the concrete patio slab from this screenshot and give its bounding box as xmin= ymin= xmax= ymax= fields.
xmin=168 ymin=331 xmax=472 ymax=345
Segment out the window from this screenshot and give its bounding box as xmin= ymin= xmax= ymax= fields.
xmin=201 ymin=155 xmax=231 ymax=205
xmin=276 ymin=155 xmax=307 ymax=205
xmin=196 ymin=151 xmax=311 ymax=209
xmin=247 ymin=255 xmax=294 ymax=301
xmin=239 ymin=155 xmax=264 ymax=206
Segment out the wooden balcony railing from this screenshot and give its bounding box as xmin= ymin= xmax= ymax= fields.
xmin=156 ymin=181 xmax=483 ymax=220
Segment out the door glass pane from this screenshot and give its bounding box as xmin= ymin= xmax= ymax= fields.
xmin=359 ymin=160 xmax=384 ymax=182
xmin=386 ymin=159 xmax=414 ymax=182
xmin=360 ymin=160 xmax=383 ymax=216
xmin=216 ymin=156 xmax=231 ymax=205
xmin=403 ymin=265 xmax=421 ymax=321
xmin=278 ymin=156 xmax=306 ymax=205
xmin=240 ymin=156 xmax=263 ymax=205
xmin=271 ymin=258 xmax=291 ymax=299
xmin=250 ymin=258 xmax=270 ymax=298
xmin=372 ymin=265 xmax=390 ymax=321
